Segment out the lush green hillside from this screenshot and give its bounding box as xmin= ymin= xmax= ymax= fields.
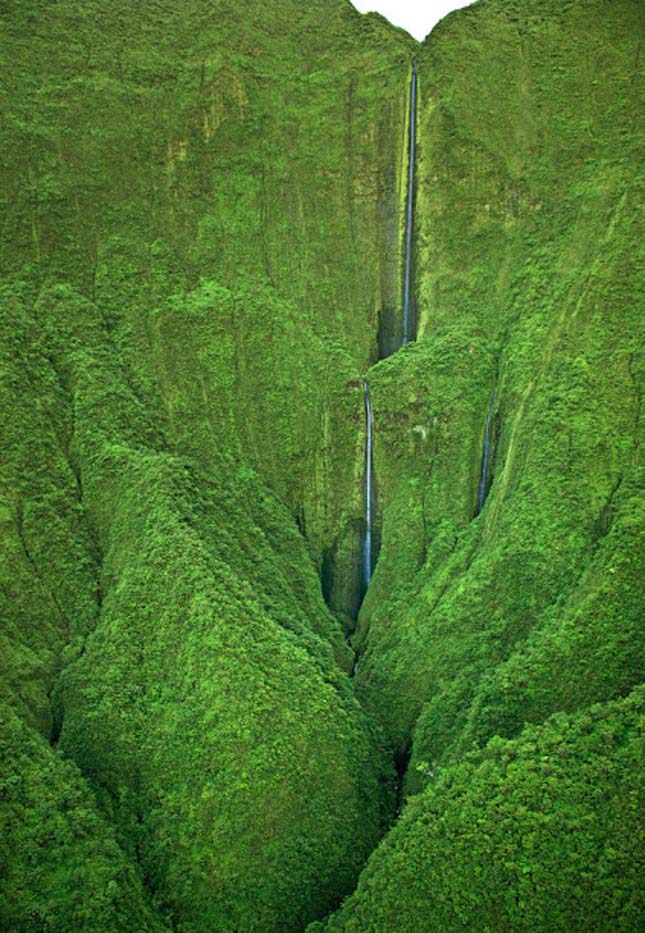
xmin=354 ymin=0 xmax=644 ymax=773
xmin=0 ymin=1 xmax=412 ymax=928
xmin=316 ymin=688 xmax=645 ymax=932
xmin=331 ymin=0 xmax=645 ymax=927
xmin=1 ymin=0 xmax=643 ymax=930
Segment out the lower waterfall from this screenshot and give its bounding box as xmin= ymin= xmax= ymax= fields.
xmin=363 ymin=378 xmax=374 ymax=589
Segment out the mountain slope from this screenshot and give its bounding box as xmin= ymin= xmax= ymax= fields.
xmin=0 ymin=1 xmax=412 ymax=928
xmin=0 ymin=0 xmax=643 ymax=930
xmin=324 ymin=0 xmax=644 ymax=927
xmin=353 ymin=0 xmax=643 ymax=774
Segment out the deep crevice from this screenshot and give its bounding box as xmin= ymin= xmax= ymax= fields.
xmin=474 ymin=391 xmax=498 ymax=518
xmin=394 ymin=743 xmax=412 ymax=816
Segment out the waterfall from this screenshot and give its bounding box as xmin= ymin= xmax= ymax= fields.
xmin=402 ymin=60 xmax=417 ymax=345
xmin=363 ymin=379 xmax=373 ymax=588
xmin=359 ymin=61 xmax=416 ymax=602
xmin=476 ymin=393 xmax=496 ymax=514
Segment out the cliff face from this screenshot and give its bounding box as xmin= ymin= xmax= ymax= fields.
xmin=1 ymin=0 xmax=415 ymax=619
xmin=355 ymin=0 xmax=644 ymax=766
xmin=328 ymin=0 xmax=644 ymax=926
xmin=1 ymin=2 xmax=413 ymax=928
xmin=1 ymin=0 xmax=643 ymax=930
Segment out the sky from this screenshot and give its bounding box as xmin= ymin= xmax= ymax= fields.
xmin=349 ymin=1 xmax=473 ymax=41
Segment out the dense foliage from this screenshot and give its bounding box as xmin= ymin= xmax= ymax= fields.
xmin=354 ymin=0 xmax=644 ymax=772
xmin=0 ymin=1 xmax=410 ymax=927
xmin=316 ymin=689 xmax=645 ymax=932
xmin=0 ymin=0 xmax=642 ymax=930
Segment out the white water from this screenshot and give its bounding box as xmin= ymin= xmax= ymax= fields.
xmin=402 ymin=61 xmax=417 ymax=345
xmin=363 ymin=379 xmax=373 ymax=588
xmin=477 ymin=393 xmax=495 ymax=513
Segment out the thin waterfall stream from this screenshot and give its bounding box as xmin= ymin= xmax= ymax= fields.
xmin=363 ymin=379 xmax=373 ymax=590
xmin=402 ymin=60 xmax=417 ymax=345
xmin=353 ymin=380 xmax=374 ymax=677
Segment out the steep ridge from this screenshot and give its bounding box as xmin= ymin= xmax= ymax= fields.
xmin=317 ymin=688 xmax=645 ymax=931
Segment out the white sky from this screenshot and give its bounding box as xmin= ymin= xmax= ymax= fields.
xmin=350 ymin=1 xmax=474 ymax=41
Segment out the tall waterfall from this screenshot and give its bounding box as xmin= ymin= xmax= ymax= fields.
xmin=363 ymin=379 xmax=373 ymax=588
xmin=402 ymin=60 xmax=417 ymax=345
xmin=360 ymin=61 xmax=417 ymax=600
xmin=477 ymin=393 xmax=496 ymax=514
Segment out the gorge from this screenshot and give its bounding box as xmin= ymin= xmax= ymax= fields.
xmin=0 ymin=1 xmax=643 ymax=931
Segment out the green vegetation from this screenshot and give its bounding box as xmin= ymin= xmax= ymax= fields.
xmin=0 ymin=703 xmax=168 ymax=931
xmin=317 ymin=689 xmax=645 ymax=932
xmin=332 ymin=0 xmax=644 ymax=926
xmin=0 ymin=2 xmax=410 ymax=927
xmin=1 ymin=0 xmax=642 ymax=930
xmin=355 ymin=0 xmax=644 ymax=759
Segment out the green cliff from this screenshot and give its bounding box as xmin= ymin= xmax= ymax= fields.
xmin=0 ymin=0 xmax=642 ymax=930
